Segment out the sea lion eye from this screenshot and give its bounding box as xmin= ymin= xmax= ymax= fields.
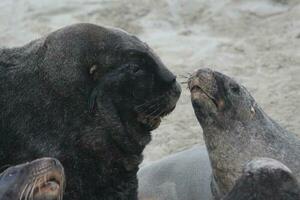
xmin=230 ymin=83 xmax=240 ymax=94
xmin=6 ymin=170 xmax=17 ymax=178
xmin=129 ymin=64 xmax=142 ymax=73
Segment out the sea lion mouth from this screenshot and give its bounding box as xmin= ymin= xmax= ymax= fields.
xmin=137 ymin=114 xmax=162 ymax=131
xmin=189 ymin=82 xmax=219 ymax=109
xmin=19 ymin=158 xmax=65 ymax=200
xmin=32 ymin=170 xmax=64 ymax=200
xmin=134 ymin=95 xmax=177 ymax=131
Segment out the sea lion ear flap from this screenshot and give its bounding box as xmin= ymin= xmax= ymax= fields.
xmin=250 ymin=104 xmax=256 ymax=119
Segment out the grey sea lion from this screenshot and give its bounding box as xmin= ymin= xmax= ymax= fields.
xmin=223 ymin=158 xmax=300 ymax=200
xmin=188 ymin=68 xmax=300 ymax=196
xmin=0 ymin=157 xmax=65 ymax=200
xmin=0 ymin=23 xmax=181 ymax=200
xmin=138 ymin=145 xmax=213 ymax=200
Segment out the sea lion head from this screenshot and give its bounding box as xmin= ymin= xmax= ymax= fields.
xmin=0 ymin=158 xmax=65 ymax=200
xmin=85 ymin=26 xmax=182 ymax=131
xmin=188 ymin=68 xmax=257 ymax=130
xmin=42 ymin=23 xmax=181 ymax=131
xmin=224 ymin=158 xmax=300 ymax=200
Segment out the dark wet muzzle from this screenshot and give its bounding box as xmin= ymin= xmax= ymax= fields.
xmin=154 ymin=59 xmax=177 ymax=85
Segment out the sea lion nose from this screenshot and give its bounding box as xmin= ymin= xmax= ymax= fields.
xmin=196 ymin=68 xmax=214 ymax=78
xmin=154 ymin=60 xmax=177 ymax=85
xmin=172 ymin=81 xmax=182 ymax=97
xmin=161 ymin=69 xmax=177 ymax=84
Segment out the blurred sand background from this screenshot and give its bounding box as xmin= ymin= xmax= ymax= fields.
xmin=1 ymin=0 xmax=299 ymax=165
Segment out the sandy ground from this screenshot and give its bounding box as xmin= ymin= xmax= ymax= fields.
xmin=1 ymin=0 xmax=299 ymax=165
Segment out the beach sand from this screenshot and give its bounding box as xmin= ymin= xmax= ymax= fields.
xmin=1 ymin=0 xmax=299 ymax=165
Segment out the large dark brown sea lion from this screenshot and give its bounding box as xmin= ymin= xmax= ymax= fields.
xmin=0 ymin=23 xmax=181 ymax=200
xmin=223 ymin=158 xmax=300 ymax=200
xmin=0 ymin=157 xmax=65 ymax=200
xmin=188 ymin=68 xmax=300 ymax=196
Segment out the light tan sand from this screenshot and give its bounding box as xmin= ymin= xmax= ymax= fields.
xmin=1 ymin=0 xmax=299 ymax=165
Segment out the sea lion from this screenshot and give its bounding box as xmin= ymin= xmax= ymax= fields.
xmin=188 ymin=68 xmax=300 ymax=196
xmin=223 ymin=158 xmax=300 ymax=200
xmin=0 ymin=157 xmax=65 ymax=200
xmin=0 ymin=23 xmax=181 ymax=200
xmin=138 ymin=145 xmax=213 ymax=200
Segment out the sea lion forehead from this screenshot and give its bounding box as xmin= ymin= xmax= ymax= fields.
xmin=106 ymin=26 xmax=150 ymax=52
xmin=47 ymin=23 xmax=150 ymax=53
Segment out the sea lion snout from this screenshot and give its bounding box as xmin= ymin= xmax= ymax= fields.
xmin=188 ymin=68 xmax=216 ymax=95
xmin=188 ymin=68 xmax=220 ymax=114
xmin=28 ymin=158 xmax=65 ymax=200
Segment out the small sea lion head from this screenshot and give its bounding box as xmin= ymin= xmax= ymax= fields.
xmin=0 ymin=158 xmax=65 ymax=200
xmin=89 ymin=26 xmax=181 ymax=131
xmin=224 ymin=158 xmax=300 ymax=200
xmin=188 ymin=68 xmax=257 ymax=129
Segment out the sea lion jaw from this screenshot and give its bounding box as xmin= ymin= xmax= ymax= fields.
xmin=0 ymin=158 xmax=65 ymax=200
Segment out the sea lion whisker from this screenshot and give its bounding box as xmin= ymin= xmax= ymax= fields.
xmin=135 ymin=95 xmax=167 ymax=113
xmin=144 ymin=105 xmax=161 ymax=118
xmin=25 ymin=182 xmax=33 ymax=200
xmin=37 ymin=177 xmax=45 ymax=196
xmin=135 ymin=94 xmax=166 ymax=109
xmin=29 ymin=178 xmax=38 ymax=200
xmin=135 ymin=101 xmax=159 ymax=113
xmin=179 ymin=73 xmax=192 ymax=79
xmin=151 ymin=108 xmax=166 ymax=120
xmin=19 ymin=182 xmax=30 ymax=200
xmin=143 ymin=101 xmax=162 ymax=113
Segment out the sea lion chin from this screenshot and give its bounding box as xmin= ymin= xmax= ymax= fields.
xmin=189 ymin=68 xmax=300 ymax=196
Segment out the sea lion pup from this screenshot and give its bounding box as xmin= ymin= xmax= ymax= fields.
xmin=138 ymin=145 xmax=214 ymax=200
xmin=223 ymin=158 xmax=300 ymax=200
xmin=188 ymin=68 xmax=300 ymax=196
xmin=0 ymin=23 xmax=181 ymax=200
xmin=0 ymin=157 xmax=65 ymax=200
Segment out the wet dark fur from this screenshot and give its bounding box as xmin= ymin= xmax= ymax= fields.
xmin=0 ymin=23 xmax=181 ymax=200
